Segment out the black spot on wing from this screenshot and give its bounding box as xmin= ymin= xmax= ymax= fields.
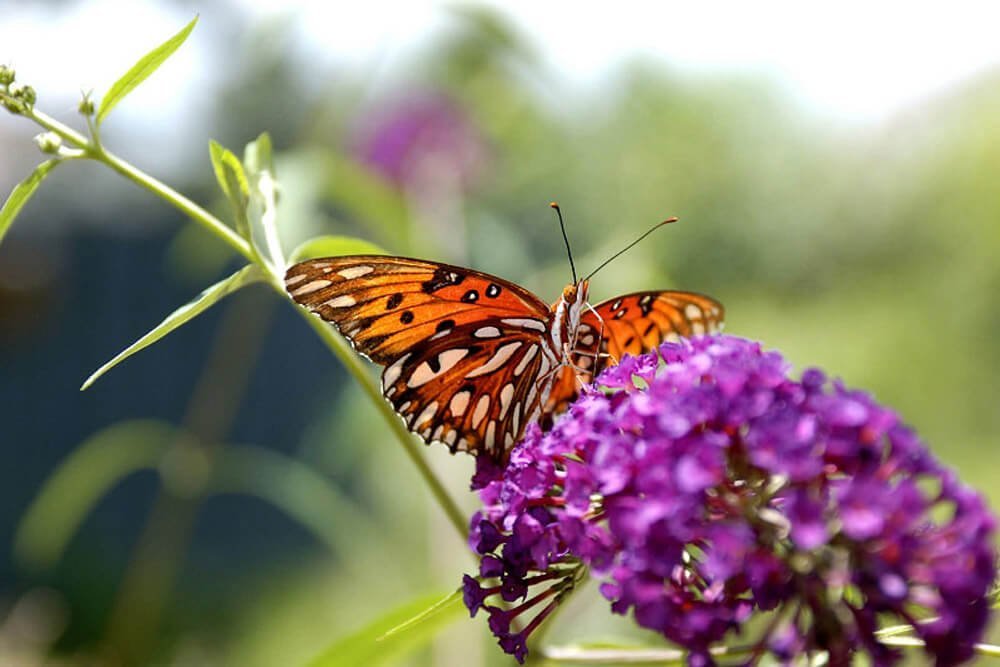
xmin=421 ymin=267 xmax=465 ymax=293
xmin=386 ymin=293 xmax=403 ymax=309
xmin=638 ymin=295 xmax=654 ymax=315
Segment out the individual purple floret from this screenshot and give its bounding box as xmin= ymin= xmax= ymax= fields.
xmin=462 ymin=334 xmax=996 ymax=666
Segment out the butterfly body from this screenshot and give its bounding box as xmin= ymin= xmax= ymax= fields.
xmin=285 ymin=255 xmax=723 ymax=461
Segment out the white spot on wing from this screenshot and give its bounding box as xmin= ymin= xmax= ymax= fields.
xmin=407 ymin=348 xmax=470 ymax=388
xmin=498 ymin=384 xmax=515 ymax=420
xmin=684 ymin=304 xmax=703 ymax=320
xmin=449 ymin=390 xmax=471 ymax=417
xmin=473 ymin=326 xmax=502 ymax=339
xmin=337 ymin=265 xmax=374 ymax=279
xmin=415 ymin=401 xmax=438 ymax=428
xmin=466 ymin=342 xmax=522 ymax=378
xmin=472 ymin=395 xmax=490 ymax=428
xmin=382 ymin=353 xmax=411 ymax=390
xmin=324 ymin=295 xmax=356 ymax=308
xmin=444 ymin=430 xmax=457 ymax=446
xmin=513 ymin=345 xmax=538 ymax=376
xmin=291 ymin=279 xmax=332 ymax=296
xmin=485 ymin=421 xmax=497 ymax=452
xmin=285 ymin=273 xmax=308 ymax=286
xmin=501 ymin=318 xmax=546 ymax=332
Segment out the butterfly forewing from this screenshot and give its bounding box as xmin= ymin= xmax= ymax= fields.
xmin=286 ymin=256 xmax=558 ymax=458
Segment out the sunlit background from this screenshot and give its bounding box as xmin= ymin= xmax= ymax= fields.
xmin=3 ymin=1 xmax=1000 ymax=665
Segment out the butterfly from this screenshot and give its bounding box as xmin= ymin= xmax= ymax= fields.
xmin=285 ymin=248 xmax=724 ymax=462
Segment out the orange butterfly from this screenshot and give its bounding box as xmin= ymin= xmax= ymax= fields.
xmin=285 ymin=212 xmax=724 ymax=461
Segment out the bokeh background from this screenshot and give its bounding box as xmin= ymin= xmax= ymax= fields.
xmin=2 ymin=1 xmax=1000 ymax=665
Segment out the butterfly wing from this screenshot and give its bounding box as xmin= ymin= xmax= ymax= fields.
xmin=285 ymin=256 xmax=557 ymax=458
xmin=545 ymin=290 xmax=725 ymax=413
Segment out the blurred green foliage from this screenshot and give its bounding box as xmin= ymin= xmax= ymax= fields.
xmin=4 ymin=4 xmax=999 ymax=666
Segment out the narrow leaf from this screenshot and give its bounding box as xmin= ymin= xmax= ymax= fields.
xmin=97 ymin=15 xmax=198 ymax=124
xmin=209 ymin=140 xmax=251 ymax=237
xmin=14 ymin=420 xmax=174 ymax=570
xmin=289 ymin=235 xmax=388 ymax=263
xmin=306 ymin=591 xmax=465 ymax=667
xmin=243 ymin=132 xmax=273 ymax=178
xmin=376 ymin=589 xmax=463 ymax=641
xmin=81 ymin=264 xmax=262 ymax=390
xmin=0 ymin=160 xmax=60 ymax=247
xmin=247 ymin=168 xmax=283 ymax=272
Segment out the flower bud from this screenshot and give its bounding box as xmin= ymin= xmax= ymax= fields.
xmin=0 ymin=65 xmax=14 ymax=87
xmin=34 ymin=132 xmax=62 ymax=154
xmin=19 ymin=84 xmax=36 ymax=107
xmin=78 ymin=96 xmax=95 ymax=116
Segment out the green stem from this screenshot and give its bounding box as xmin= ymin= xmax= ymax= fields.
xmin=25 ymin=106 xmax=253 ymax=262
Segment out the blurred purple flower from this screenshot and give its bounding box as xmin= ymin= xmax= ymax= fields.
xmin=463 ymin=335 xmax=997 ymax=666
xmin=352 ymin=90 xmax=489 ymax=190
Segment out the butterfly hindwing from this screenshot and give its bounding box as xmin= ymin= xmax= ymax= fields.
xmin=579 ymin=290 xmax=724 ymax=376
xmin=379 ymin=320 xmax=556 ymax=459
xmin=544 ymin=290 xmax=725 ymax=414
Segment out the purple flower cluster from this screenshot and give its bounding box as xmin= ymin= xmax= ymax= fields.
xmin=463 ymin=335 xmax=997 ymax=666
xmin=351 ymin=90 xmax=489 ymax=190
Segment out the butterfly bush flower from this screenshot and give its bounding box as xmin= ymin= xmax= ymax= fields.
xmin=351 ymin=90 xmax=489 ymax=191
xmin=463 ymin=335 xmax=997 ymax=666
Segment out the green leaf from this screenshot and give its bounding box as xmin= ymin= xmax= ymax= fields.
xmin=375 ymin=589 xmax=463 ymax=641
xmin=97 ymin=15 xmax=198 ymax=124
xmin=289 ymin=235 xmax=388 ymax=263
xmin=247 ymin=167 xmax=283 ymax=271
xmin=243 ymin=132 xmax=274 ymax=178
xmin=0 ymin=160 xmax=60 ymax=247
xmin=14 ymin=420 xmax=175 ymax=570
xmin=306 ymin=590 xmax=465 ymax=667
xmin=242 ymin=133 xmax=282 ymax=268
xmin=81 ymin=264 xmax=262 ymax=390
xmin=209 ymin=140 xmax=251 ymax=238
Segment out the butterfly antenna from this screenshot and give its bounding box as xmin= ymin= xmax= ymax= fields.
xmin=584 ymin=217 xmax=678 ymax=281
xmin=550 ymin=202 xmax=578 ymax=284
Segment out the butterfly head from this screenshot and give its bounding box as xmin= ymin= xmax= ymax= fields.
xmin=560 ymin=279 xmax=590 ymax=331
